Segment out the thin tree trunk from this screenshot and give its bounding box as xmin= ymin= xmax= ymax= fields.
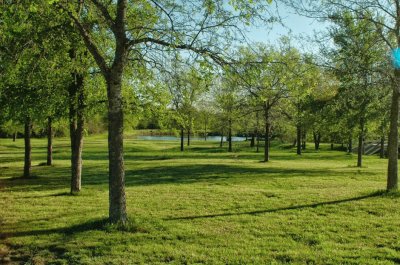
xmin=23 ymin=116 xmax=32 ymax=178
xmin=357 ymin=133 xmax=363 ymax=167
xmin=348 ymin=137 xmax=353 ymax=154
xmin=296 ymin=125 xmax=301 ymax=155
xmin=313 ymin=132 xmax=318 ymax=150
xmin=263 ymin=103 xmax=270 ymax=162
xmin=47 ymin=117 xmax=53 ymax=166
xmin=69 ymin=74 xmax=84 ymax=194
xmin=380 ymin=135 xmax=385 ymax=159
xmin=331 ymin=142 xmax=334 ymax=150
xmin=228 ymin=119 xmax=232 ymax=152
xmin=302 ymin=131 xmax=306 ymax=150
xmin=187 ymin=128 xmax=190 ymax=146
xmin=180 ymin=128 xmax=184 ymax=151
xmin=13 ymin=131 xmax=16 ymax=142
xmin=256 ymin=135 xmax=260 ymax=153
xmin=250 ymin=133 xmax=255 ymax=147
xmin=387 ymin=72 xmax=399 ymax=190
xmin=106 ymin=71 xmax=127 ymax=223
xmin=220 ymin=130 xmax=224 ymax=148
xmin=204 ymin=118 xmax=207 ymax=141
xmin=256 ymin=111 xmax=259 ymax=153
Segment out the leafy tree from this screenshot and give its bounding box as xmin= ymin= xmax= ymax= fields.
xmin=49 ymin=0 xmax=274 ymax=223
xmin=328 ymin=11 xmax=389 ymax=167
xmin=285 ymin=0 xmax=400 ymax=191
xmin=233 ymin=43 xmax=297 ymax=161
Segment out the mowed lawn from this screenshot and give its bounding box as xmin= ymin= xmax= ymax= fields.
xmin=0 ymin=135 xmax=399 ymax=264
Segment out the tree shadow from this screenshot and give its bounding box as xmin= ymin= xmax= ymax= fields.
xmin=1 ymin=162 xmax=377 ymax=192
xmin=166 ymin=190 xmax=386 ymax=220
xmin=1 ymin=218 xmax=108 ymax=238
xmin=121 ymin=164 xmax=359 ymax=186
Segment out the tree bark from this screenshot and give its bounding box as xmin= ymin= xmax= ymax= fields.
xmin=204 ymin=119 xmax=207 ymax=141
xmin=220 ymin=130 xmax=224 ymax=148
xmin=256 ymin=111 xmax=260 ymax=153
xmin=357 ymin=133 xmax=363 ymax=167
xmin=313 ymin=131 xmax=320 ymax=150
xmin=296 ymin=125 xmax=301 ymax=155
xmin=187 ymin=128 xmax=190 ymax=146
xmin=348 ymin=137 xmax=353 ymax=154
xmin=250 ymin=133 xmax=255 ymax=147
xmin=47 ymin=117 xmax=53 ymax=166
xmin=228 ymin=119 xmax=232 ymax=152
xmin=180 ymin=128 xmax=184 ymax=151
xmin=301 ymin=131 xmax=306 ymax=150
xmin=380 ymin=135 xmax=385 ymax=159
xmin=106 ymin=70 xmax=127 ymax=223
xmin=387 ymin=71 xmax=399 ymax=190
xmin=69 ymin=74 xmax=85 ymax=194
xmin=23 ymin=116 xmax=32 ymax=178
xmin=263 ymin=103 xmax=270 ymax=162
xmin=13 ymin=131 xmax=16 ymax=142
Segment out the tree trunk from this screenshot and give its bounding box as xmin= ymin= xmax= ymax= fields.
xmin=313 ymin=131 xmax=321 ymax=151
xmin=47 ymin=117 xmax=53 ymax=166
xmin=348 ymin=137 xmax=353 ymax=154
xmin=250 ymin=133 xmax=255 ymax=147
xmin=263 ymin=103 xmax=270 ymax=162
xmin=23 ymin=116 xmax=32 ymax=178
xmin=380 ymin=135 xmax=385 ymax=159
xmin=220 ymin=130 xmax=224 ymax=148
xmin=106 ymin=71 xmax=127 ymax=223
xmin=296 ymin=125 xmax=301 ymax=155
xmin=301 ymin=131 xmax=306 ymax=150
xmin=187 ymin=128 xmax=190 ymax=146
xmin=13 ymin=131 xmax=16 ymax=142
xmin=180 ymin=128 xmax=184 ymax=151
xmin=228 ymin=119 xmax=232 ymax=152
xmin=313 ymin=132 xmax=318 ymax=150
xmin=256 ymin=111 xmax=259 ymax=153
xmin=331 ymin=143 xmax=334 ymax=150
xmin=357 ymin=133 xmax=363 ymax=167
xmin=204 ymin=119 xmax=207 ymax=141
xmin=264 ymin=123 xmax=270 ymax=162
xmin=69 ymin=74 xmax=85 ymax=194
xmin=387 ymin=71 xmax=399 ymax=190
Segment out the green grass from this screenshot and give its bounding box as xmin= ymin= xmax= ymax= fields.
xmin=0 ymin=135 xmax=399 ymax=264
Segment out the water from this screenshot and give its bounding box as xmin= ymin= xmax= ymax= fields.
xmin=136 ymin=135 xmax=246 ymax=142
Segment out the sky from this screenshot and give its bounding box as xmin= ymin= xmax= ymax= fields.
xmin=245 ymin=3 xmax=329 ymax=50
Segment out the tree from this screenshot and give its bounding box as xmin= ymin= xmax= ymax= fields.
xmin=285 ymin=0 xmax=400 ymax=190
xmin=0 ymin=2 xmax=70 ymax=177
xmin=233 ymin=43 xmax=298 ymax=161
xmin=49 ymin=0 xmax=273 ymax=223
xmin=327 ymin=11 xmax=389 ymax=167
xmin=166 ymin=63 xmax=210 ymax=149
xmin=213 ymin=75 xmax=243 ymax=152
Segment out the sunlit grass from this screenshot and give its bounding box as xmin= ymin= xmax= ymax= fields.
xmin=0 ymin=136 xmax=399 ymax=264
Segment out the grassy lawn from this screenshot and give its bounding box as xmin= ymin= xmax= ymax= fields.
xmin=0 ymin=135 xmax=399 ymax=264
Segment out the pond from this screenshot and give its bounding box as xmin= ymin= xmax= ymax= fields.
xmin=136 ymin=135 xmax=247 ymax=142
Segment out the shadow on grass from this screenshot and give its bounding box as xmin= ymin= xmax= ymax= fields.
xmin=167 ymin=190 xmax=386 ymax=220
xmin=2 ymin=163 xmax=377 ymax=192
xmin=2 ymin=218 xmax=109 ymax=239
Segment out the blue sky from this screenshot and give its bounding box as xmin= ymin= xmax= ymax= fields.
xmin=245 ymin=3 xmax=328 ymax=49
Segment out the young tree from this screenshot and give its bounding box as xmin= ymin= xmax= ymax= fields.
xmin=328 ymin=11 xmax=389 ymax=167
xmin=285 ymin=0 xmax=400 ymax=190
xmin=234 ymin=43 xmax=299 ymax=161
xmin=49 ymin=0 xmax=274 ymax=223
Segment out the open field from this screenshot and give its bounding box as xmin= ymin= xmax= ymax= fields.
xmin=0 ymin=136 xmax=399 ymax=264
